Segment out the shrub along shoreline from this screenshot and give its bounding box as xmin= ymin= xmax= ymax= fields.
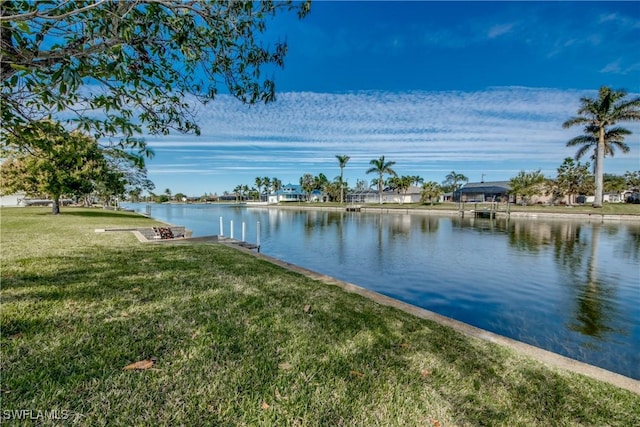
xmin=1 ymin=207 xmax=639 ymax=426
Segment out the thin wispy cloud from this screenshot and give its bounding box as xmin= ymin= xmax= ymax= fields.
xmin=136 ymin=1 xmax=638 ymax=195
xmin=600 ymin=59 xmax=640 ymax=76
xmin=486 ymin=23 xmax=515 ymax=39
xmin=145 ymin=87 xmax=640 ymax=193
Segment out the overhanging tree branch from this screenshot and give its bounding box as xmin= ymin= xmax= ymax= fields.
xmin=1 ymin=0 xmax=311 ymax=160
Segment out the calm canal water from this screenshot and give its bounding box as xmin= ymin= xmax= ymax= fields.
xmin=125 ymin=203 xmax=640 ymax=379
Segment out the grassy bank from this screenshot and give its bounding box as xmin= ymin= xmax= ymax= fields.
xmin=1 ymin=207 xmax=639 ymax=426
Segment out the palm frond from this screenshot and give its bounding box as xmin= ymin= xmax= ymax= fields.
xmin=574 ymin=145 xmax=591 ymax=161
xmin=566 ymin=135 xmax=595 ymax=147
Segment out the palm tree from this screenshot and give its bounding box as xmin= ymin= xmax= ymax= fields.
xmin=336 ymin=154 xmax=350 ymax=204
xmin=271 ymin=177 xmax=282 ymax=193
xmin=232 ymin=185 xmax=242 ymax=203
xmin=254 ymin=177 xmax=263 ymax=199
xmin=410 ymin=175 xmax=424 ymax=187
xmin=366 ymin=156 xmax=397 ymax=204
xmin=262 ymin=176 xmax=271 ymax=199
xmin=442 ymin=171 xmax=468 ymax=192
xmin=563 ymin=86 xmax=640 ymax=207
xmin=567 ymin=125 xmax=631 ymax=173
xmin=421 ymin=181 xmax=442 ymax=205
xmin=395 ymin=176 xmax=413 ymax=203
xmin=300 ymin=173 xmax=315 ymax=201
xmin=241 ymin=184 xmax=250 ymax=201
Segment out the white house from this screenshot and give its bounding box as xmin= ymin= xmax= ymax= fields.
xmin=347 ymin=186 xmax=423 ymax=204
xmin=267 ymin=184 xmax=323 ymax=203
xmin=0 ymin=192 xmax=26 ymax=207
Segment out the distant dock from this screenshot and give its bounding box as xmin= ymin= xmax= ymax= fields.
xmin=459 ymin=202 xmax=510 ymax=219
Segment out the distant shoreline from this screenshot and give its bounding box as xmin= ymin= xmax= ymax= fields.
xmin=123 ymin=201 xmax=640 ymax=222
xmin=254 ymin=203 xmax=640 ymax=222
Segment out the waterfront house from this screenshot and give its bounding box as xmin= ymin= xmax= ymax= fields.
xmin=346 ymin=185 xmax=423 ymax=204
xmin=455 ymin=181 xmax=511 ymax=203
xmin=268 ymin=184 xmax=323 ymax=203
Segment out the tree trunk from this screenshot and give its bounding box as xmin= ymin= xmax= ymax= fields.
xmin=593 ymin=127 xmax=605 ymax=208
xmin=51 ymin=197 xmax=61 ymax=215
xmin=339 ymin=170 xmax=344 ymax=204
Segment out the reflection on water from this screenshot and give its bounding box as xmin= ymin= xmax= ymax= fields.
xmin=124 ymin=204 xmax=640 ymax=379
xmin=564 ymin=224 xmax=618 ymax=341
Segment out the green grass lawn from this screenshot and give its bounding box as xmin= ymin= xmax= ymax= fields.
xmin=1 ymin=207 xmax=639 ymax=426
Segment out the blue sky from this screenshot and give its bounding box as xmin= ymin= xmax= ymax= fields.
xmin=145 ymin=1 xmax=640 ymax=196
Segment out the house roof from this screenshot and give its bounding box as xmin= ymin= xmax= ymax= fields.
xmin=275 ymin=184 xmax=322 ymax=196
xmin=459 ymin=181 xmax=511 ymax=193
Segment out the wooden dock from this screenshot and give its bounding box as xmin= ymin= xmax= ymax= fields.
xmin=218 ymin=236 xmax=260 ymax=251
xmin=458 ymin=202 xmax=510 ymax=219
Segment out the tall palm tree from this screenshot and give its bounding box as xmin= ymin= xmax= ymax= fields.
xmin=336 ymin=154 xmax=350 ymax=204
xmin=567 ymin=125 xmax=631 ymax=173
xmin=563 ymin=86 xmax=640 ymax=207
xmin=366 ymin=156 xmax=397 ymax=204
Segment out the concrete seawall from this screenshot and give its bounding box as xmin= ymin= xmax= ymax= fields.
xmin=225 ymin=241 xmax=640 ymax=395
xmin=258 ymin=204 xmax=640 ymax=222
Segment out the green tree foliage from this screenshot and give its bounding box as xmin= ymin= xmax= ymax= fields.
xmin=254 ymin=177 xmax=272 ymax=201
xmin=420 ymin=181 xmax=442 ymax=205
xmin=624 ymin=171 xmax=640 ymax=189
xmin=409 ymin=175 xmax=424 ymax=187
xmin=314 ymin=173 xmax=329 ymax=196
xmin=231 ymin=184 xmax=250 ymax=202
xmin=388 ymin=175 xmax=413 ymax=203
xmin=232 ymin=185 xmax=242 ymax=202
xmin=555 ymin=158 xmax=593 ymax=205
xmin=1 ymin=120 xmax=108 ymax=214
xmin=566 ymin=125 xmax=630 ymax=166
xmin=442 ymin=171 xmax=468 ymax=193
xmin=271 ymin=177 xmax=282 ymax=193
xmin=509 ymin=170 xmax=546 ymax=205
xmin=1 ymin=0 xmax=310 ymax=156
xmin=321 ymin=179 xmax=343 ymax=203
xmin=90 ymin=166 xmax=126 ymax=207
xmin=366 ymin=156 xmax=397 ymax=204
xmin=563 ymin=86 xmax=640 ymax=207
xmin=602 ymin=174 xmax=627 ymax=194
xmin=354 ymin=179 xmax=369 ymax=192
xmin=254 ymin=177 xmax=264 ymax=196
xmin=262 ymin=177 xmax=271 ymax=198
xmin=299 ymin=173 xmax=315 ymax=201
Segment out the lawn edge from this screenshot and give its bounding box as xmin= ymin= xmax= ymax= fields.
xmin=222 ymin=241 xmax=640 ymax=395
